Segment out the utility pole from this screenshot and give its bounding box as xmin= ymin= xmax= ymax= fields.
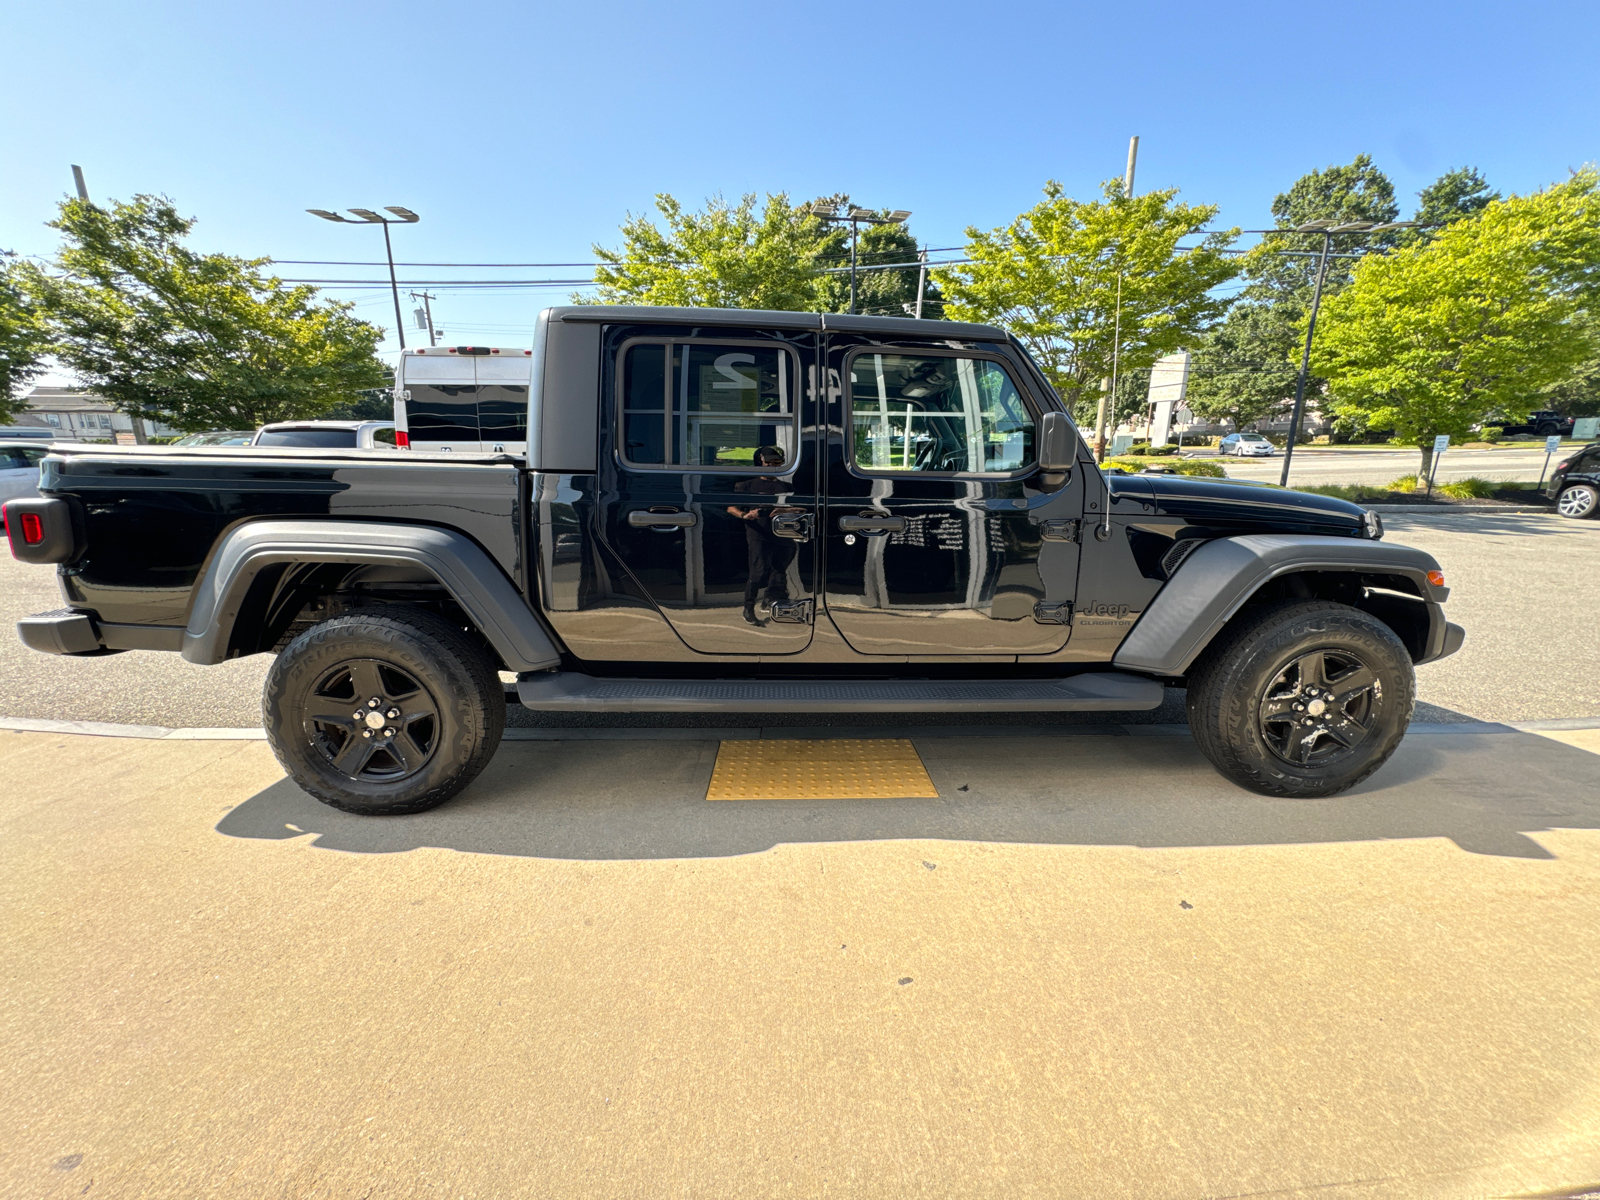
xmin=409 ymin=290 xmax=439 ymax=347
xmin=914 ymin=245 xmax=928 ymax=319
xmin=1092 ymin=136 xmax=1138 ymax=462
xmin=71 ymin=165 xmax=89 ymax=202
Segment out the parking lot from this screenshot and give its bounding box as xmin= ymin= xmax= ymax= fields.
xmin=4 ymin=507 xmax=1599 ymax=1198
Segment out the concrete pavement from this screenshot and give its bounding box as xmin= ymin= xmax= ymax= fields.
xmin=4 ymin=724 xmax=1600 ymax=1199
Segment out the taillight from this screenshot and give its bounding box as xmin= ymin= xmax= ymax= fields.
xmin=395 ymin=430 xmax=410 ymax=449
xmin=1556 ymin=460 xmax=1570 ymax=471
xmin=20 ymin=513 xmax=44 ymax=545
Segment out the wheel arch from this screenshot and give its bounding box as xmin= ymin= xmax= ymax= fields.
xmin=181 ymin=519 xmax=563 ymax=672
xmin=1112 ymin=534 xmax=1461 ymax=676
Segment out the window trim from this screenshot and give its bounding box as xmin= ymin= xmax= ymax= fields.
xmin=614 ymin=335 xmax=802 ymax=475
xmin=841 ymin=345 xmax=1043 ymax=481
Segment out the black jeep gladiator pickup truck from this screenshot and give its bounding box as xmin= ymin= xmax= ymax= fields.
xmin=7 ymin=306 xmax=1463 ymax=813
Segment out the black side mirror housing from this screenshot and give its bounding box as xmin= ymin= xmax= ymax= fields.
xmin=1037 ymin=411 xmax=1076 ymax=473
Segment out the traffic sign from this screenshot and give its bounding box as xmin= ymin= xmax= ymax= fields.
xmin=1433 ymin=434 xmax=1451 ymax=453
xmin=1546 ymin=434 xmax=1563 ymax=454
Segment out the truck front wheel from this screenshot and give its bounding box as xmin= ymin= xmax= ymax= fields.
xmin=1185 ymin=600 xmax=1415 ymax=798
xmin=263 ymin=608 xmax=505 ymax=815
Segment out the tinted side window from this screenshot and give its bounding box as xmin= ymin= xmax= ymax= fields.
xmin=255 ymin=429 xmax=360 ymax=447
xmin=849 ymin=353 xmax=1034 ymax=474
xmin=0 ymin=449 xmax=28 ymax=470
xmin=406 ymin=384 xmax=480 ymax=443
xmin=477 ymin=384 xmax=528 ymax=444
xmin=619 ymin=341 xmax=796 ymax=470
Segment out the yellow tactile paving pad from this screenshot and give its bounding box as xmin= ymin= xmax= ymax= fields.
xmin=706 ymin=739 xmax=938 ymax=800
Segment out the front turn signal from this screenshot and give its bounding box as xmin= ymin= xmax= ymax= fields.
xmin=1426 ymin=570 xmax=1445 ymax=589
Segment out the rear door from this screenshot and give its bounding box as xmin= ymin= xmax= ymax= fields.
xmin=474 ymin=352 xmax=532 ymax=455
xmin=821 ymin=336 xmax=1080 ymax=656
xmin=401 ymin=354 xmax=481 ymax=452
xmin=594 ymin=322 xmax=819 ymax=654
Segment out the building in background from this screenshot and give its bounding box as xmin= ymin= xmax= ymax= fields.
xmin=3 ymin=387 xmax=178 ymax=443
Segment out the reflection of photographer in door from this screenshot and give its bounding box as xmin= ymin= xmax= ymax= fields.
xmin=726 ymin=446 xmax=795 ymax=626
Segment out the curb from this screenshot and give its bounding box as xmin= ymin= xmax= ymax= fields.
xmin=1365 ymin=505 xmax=1556 ymax=516
xmin=6 ymin=715 xmax=1597 ymax=742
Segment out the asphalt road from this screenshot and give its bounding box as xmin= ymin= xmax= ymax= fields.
xmin=5 ymin=722 xmax=1600 ymax=1198
xmin=2 ymin=507 xmax=1596 ymax=727
xmin=1216 ymin=443 xmax=1572 ymax=488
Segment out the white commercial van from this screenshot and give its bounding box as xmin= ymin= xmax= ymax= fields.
xmin=393 ymin=345 xmax=533 ymax=454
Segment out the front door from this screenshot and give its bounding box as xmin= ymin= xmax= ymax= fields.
xmin=596 ymin=325 xmax=818 ymax=655
xmin=822 ymin=338 xmax=1080 ymax=656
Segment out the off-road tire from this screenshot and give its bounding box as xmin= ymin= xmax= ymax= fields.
xmin=1557 ymin=483 xmax=1599 ymax=519
xmin=1186 ymin=600 xmax=1415 ymax=798
xmin=263 ymin=608 xmax=504 ymax=815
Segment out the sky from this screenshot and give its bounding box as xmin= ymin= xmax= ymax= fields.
xmin=7 ymin=0 xmax=1599 ymax=378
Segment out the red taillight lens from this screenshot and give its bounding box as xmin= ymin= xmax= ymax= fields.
xmin=1556 ymin=460 xmax=1571 ymax=471
xmin=1426 ymin=570 xmax=1445 ymax=589
xmin=21 ymin=512 xmax=44 ymax=544
xmin=395 ymin=430 xmax=410 ymax=449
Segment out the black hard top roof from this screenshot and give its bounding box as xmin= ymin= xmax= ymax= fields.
xmin=542 ymin=305 xmax=1009 ymax=342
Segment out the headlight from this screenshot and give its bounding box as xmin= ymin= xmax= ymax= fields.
xmin=1362 ymin=509 xmax=1384 ymax=540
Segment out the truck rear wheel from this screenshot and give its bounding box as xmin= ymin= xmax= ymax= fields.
xmin=1185 ymin=600 xmax=1414 ymax=798
xmin=263 ymin=608 xmax=505 ymax=815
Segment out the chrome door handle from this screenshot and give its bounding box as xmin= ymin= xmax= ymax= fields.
xmin=628 ymin=509 xmax=696 ymax=529
xmin=838 ymin=514 xmax=906 ymax=534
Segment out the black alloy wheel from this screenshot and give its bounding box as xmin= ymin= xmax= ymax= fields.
xmin=304 ymin=658 xmax=440 ymax=783
xmin=1257 ymin=649 xmax=1380 ymax=768
xmin=1186 ymin=600 xmax=1415 ymax=798
xmin=264 ymin=608 xmax=505 ymax=815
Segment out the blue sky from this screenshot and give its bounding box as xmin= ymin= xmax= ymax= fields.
xmin=7 ymin=0 xmax=1598 ymax=371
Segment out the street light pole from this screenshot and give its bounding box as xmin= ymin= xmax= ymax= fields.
xmin=307 ymin=206 xmax=420 ymax=353
xmin=804 ymin=203 xmax=911 ymax=316
xmin=1274 ymin=217 xmax=1422 ymax=486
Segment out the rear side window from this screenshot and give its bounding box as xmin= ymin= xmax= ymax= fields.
xmin=406 ymin=384 xmax=480 ymax=443
xmin=848 ymin=352 xmax=1035 ymax=475
xmin=619 ymin=340 xmax=797 ymax=471
xmin=255 ymin=429 xmax=359 ymax=447
xmin=0 ymin=448 xmax=32 ymax=470
xmin=477 ymin=384 xmax=528 ymax=444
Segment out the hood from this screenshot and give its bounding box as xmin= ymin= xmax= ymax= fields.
xmin=1137 ymin=472 xmax=1366 ymax=537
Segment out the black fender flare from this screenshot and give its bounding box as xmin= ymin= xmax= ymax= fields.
xmin=181 ymin=520 xmax=562 ymax=672
xmin=1111 ymin=534 xmax=1460 ymax=675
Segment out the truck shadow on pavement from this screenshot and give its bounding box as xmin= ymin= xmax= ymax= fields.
xmin=216 ymin=729 xmax=1600 ymax=862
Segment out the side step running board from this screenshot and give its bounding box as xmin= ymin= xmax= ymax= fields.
xmin=516 ymin=672 xmax=1163 ymax=713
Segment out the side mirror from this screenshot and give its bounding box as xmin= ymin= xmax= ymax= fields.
xmin=1037 ymin=411 xmax=1076 ymax=473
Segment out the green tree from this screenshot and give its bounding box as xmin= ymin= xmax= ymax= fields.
xmin=1410 ymin=166 xmax=1500 ymax=234
xmin=1189 ymin=156 xmax=1402 ymax=437
xmin=24 ymin=195 xmax=388 ymax=431
xmin=1183 ymin=302 xmax=1300 ymax=432
xmin=0 ymin=251 xmax=49 ymax=422
xmin=587 ymin=192 xmax=832 ymax=311
xmin=1313 ymin=169 xmax=1600 ymax=474
xmin=933 ymin=180 xmax=1240 ymax=424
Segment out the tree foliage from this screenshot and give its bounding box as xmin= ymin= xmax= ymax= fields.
xmin=0 ymin=251 xmax=49 ymax=423
xmin=1312 ymin=169 xmax=1600 ymax=470
xmin=1183 ymin=303 xmax=1300 ymax=432
xmin=22 ymin=195 xmax=390 ymax=431
xmin=586 ymin=191 xmax=940 ymax=317
xmin=933 ymin=180 xmax=1240 ymax=424
xmin=1405 ymin=167 xmax=1501 ymax=244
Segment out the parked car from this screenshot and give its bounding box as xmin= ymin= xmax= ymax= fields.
xmin=251 ymin=420 xmax=398 ymax=449
xmin=1495 ymin=410 xmax=1575 ymax=439
xmin=1219 ymin=432 xmax=1276 ymax=457
xmin=1547 ymin=441 xmax=1600 ymax=519
xmin=10 ymin=305 xmax=1461 ymax=812
xmin=0 ymin=442 xmax=50 ymax=521
xmin=171 ymin=430 xmax=256 ymax=447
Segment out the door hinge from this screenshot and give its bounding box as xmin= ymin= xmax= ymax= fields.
xmin=1040 ymin=518 xmax=1080 ymax=543
xmin=768 ymin=598 xmax=814 ymax=625
xmin=1033 ymin=601 xmax=1073 ymax=625
xmin=771 ymin=511 xmax=813 ymax=541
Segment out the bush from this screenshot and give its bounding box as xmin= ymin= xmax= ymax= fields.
xmin=1105 ymin=457 xmax=1227 ymax=478
xmin=1296 ymin=483 xmax=1396 ymax=502
xmin=1125 ymin=442 xmax=1150 ymax=456
xmin=1147 ymin=443 xmax=1180 ymax=456
xmin=1388 ymin=474 xmax=1423 ymax=492
xmin=1481 ymin=426 xmax=1503 ymax=443
xmin=1438 ymin=476 xmax=1497 ymax=499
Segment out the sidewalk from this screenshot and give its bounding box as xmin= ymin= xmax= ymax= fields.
xmin=5 ymin=725 xmax=1600 ymax=1199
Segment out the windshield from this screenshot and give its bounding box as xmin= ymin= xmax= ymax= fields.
xmin=1241 ymin=434 xmax=1269 ymax=441
xmin=254 ymin=429 xmax=358 ymax=448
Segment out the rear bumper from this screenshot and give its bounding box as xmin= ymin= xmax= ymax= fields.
xmin=17 ymin=608 xmax=184 ymax=656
